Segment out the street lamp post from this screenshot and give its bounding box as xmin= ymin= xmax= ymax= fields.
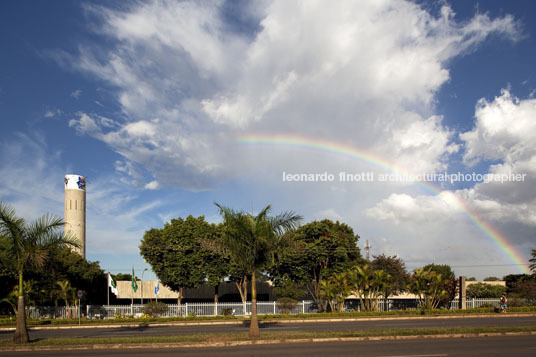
xmin=141 ymin=268 xmax=148 ymax=305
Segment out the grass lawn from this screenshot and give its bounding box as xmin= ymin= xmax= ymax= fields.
xmin=0 ymin=325 xmax=535 ymax=348
xmin=1 ymin=306 xmax=535 ymax=327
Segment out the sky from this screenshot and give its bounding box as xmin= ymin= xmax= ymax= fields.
xmin=1 ymin=0 xmax=535 ymax=282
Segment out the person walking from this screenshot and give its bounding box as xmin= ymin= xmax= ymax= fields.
xmin=500 ymin=293 xmax=508 ymax=313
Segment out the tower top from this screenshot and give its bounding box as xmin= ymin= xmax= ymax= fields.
xmin=64 ymin=174 xmax=86 ymax=191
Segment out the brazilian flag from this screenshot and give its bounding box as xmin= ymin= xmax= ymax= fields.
xmin=131 ymin=267 xmax=138 ymax=293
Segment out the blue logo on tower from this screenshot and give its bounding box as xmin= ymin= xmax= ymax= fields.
xmin=77 ymin=177 xmax=86 ymax=190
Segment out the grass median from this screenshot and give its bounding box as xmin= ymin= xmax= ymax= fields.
xmin=1 ymin=325 xmax=535 ymax=348
xmin=1 ymin=306 xmax=535 ymax=327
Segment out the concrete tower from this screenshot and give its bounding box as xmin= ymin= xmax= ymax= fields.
xmin=64 ymin=174 xmax=86 ymax=258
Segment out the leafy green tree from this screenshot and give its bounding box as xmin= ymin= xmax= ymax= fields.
xmin=56 ymin=280 xmax=74 ymax=318
xmin=1 ymin=281 xmax=40 ymax=315
xmin=200 ymin=224 xmax=230 ymax=309
xmin=273 ymin=279 xmax=307 ymax=301
xmin=270 ymin=220 xmax=362 ymax=309
xmin=467 ymin=277 xmax=477 ymax=281
xmin=0 ymin=202 xmax=78 ymax=344
xmin=113 ymin=273 xmax=133 ymax=281
xmin=483 ymin=276 xmax=500 ymax=281
xmin=319 ymin=271 xmax=350 ymax=312
xmin=504 ymin=274 xmax=536 ymax=299
xmin=371 ymin=255 xmax=409 ymax=311
xmin=466 ymin=283 xmax=505 ymax=298
xmin=409 ymin=267 xmax=447 ymax=310
xmin=140 ymin=216 xmax=215 ymax=305
xmin=530 ymin=249 xmax=536 ymax=274
xmin=421 ymin=264 xmax=456 ymax=309
xmin=347 ymin=264 xmax=390 ymax=311
xmin=0 ymin=236 xmax=17 ymax=303
xmin=215 ymin=203 xmax=302 ymax=338
xmin=26 ymin=246 xmax=107 ymax=305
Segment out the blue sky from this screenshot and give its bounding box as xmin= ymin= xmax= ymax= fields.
xmin=1 ymin=0 xmax=535 ymax=281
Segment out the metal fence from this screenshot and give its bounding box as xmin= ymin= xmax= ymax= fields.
xmin=450 ymin=298 xmax=500 ymax=309
xmin=26 ymin=298 xmax=502 ymax=319
xmin=27 ymin=306 xmax=81 ymax=320
xmin=86 ymin=301 xmax=317 ymax=319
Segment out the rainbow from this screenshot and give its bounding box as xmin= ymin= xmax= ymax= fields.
xmin=239 ymin=133 xmax=529 ymax=274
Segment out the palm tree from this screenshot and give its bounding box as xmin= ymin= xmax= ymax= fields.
xmin=0 ymin=202 xmax=78 ymax=343
xmin=529 ymin=249 xmax=536 ymax=274
xmin=56 ymin=280 xmax=74 ymax=318
xmin=215 ymin=203 xmax=302 ymax=337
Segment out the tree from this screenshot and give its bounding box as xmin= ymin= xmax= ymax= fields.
xmin=408 ymin=268 xmax=447 ymax=310
xmin=504 ymin=274 xmax=536 ymax=299
xmin=25 ymin=246 xmax=106 ymax=306
xmin=56 ymin=280 xmax=74 ymax=318
xmin=113 ymin=273 xmax=133 ymax=281
xmin=319 ymin=272 xmax=350 ymax=312
xmin=371 ymin=255 xmax=409 ymax=311
xmin=530 ymin=249 xmax=536 ymax=274
xmin=215 ymin=203 xmax=302 ymax=338
xmin=466 ymin=283 xmax=505 ymax=299
xmin=270 ymin=220 xmax=362 ymax=310
xmin=347 ymin=264 xmax=390 ymax=312
xmin=273 ymin=279 xmax=307 ymax=301
xmin=0 ymin=202 xmax=78 ymax=343
xmin=200 ymin=224 xmax=230 ymax=312
xmin=421 ymin=264 xmax=456 ymax=309
xmin=483 ymin=277 xmax=500 ymax=281
xmin=140 ymin=216 xmax=215 ymax=305
xmin=0 ymin=236 xmax=17 ymax=303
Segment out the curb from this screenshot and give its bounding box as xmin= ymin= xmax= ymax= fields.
xmin=1 ymin=331 xmax=535 ymax=352
xmin=1 ymin=313 xmax=535 ymax=331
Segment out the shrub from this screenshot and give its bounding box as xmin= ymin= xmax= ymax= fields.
xmin=142 ymin=301 xmax=169 ymax=317
xmin=221 ymin=308 xmax=234 ymax=316
xmin=277 ymin=297 xmax=298 ymax=314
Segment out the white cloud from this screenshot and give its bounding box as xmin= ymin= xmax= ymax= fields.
xmin=50 ymin=0 xmax=532 ymax=277
xmin=365 ymin=90 xmax=536 ymax=271
xmin=314 ymin=208 xmax=343 ymax=222
xmin=71 ymin=89 xmax=82 ymax=99
xmin=461 ymin=89 xmax=536 ymax=166
xmin=44 ymin=109 xmax=62 ymax=118
xmin=144 ymin=180 xmax=160 ymax=190
xmin=366 ymin=191 xmax=460 ymax=225
xmin=60 ymin=0 xmax=519 ymax=191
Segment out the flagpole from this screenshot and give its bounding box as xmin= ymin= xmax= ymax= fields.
xmin=131 ymin=266 xmax=134 ymax=316
xmin=107 ymin=273 xmax=110 ymax=306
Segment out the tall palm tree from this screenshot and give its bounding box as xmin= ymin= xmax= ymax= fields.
xmin=215 ymin=203 xmax=302 ymax=337
xmin=0 ymin=202 xmax=78 ymax=343
xmin=56 ymin=280 xmax=75 ymax=318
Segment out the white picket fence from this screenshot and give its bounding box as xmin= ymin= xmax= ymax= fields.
xmin=86 ymin=301 xmax=317 ymax=319
xmin=26 ymin=306 xmax=81 ymax=320
xmin=26 ymin=298 xmax=502 ymax=319
xmin=450 ymin=298 xmax=500 ymax=309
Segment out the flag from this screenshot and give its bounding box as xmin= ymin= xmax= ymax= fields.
xmin=131 ymin=267 xmax=138 ymax=293
xmin=155 ymin=281 xmax=160 ymax=296
xmin=108 ymin=273 xmax=118 ymax=296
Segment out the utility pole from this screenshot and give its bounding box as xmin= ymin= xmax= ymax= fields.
xmin=365 ymin=240 xmax=370 ymax=261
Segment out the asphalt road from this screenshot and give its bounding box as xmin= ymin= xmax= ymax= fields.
xmin=1 ymin=315 xmax=535 ymax=340
xmin=1 ymin=335 xmax=535 ymax=357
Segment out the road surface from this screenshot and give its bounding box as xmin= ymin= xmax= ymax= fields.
xmin=1 ymin=335 xmax=535 ymax=357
